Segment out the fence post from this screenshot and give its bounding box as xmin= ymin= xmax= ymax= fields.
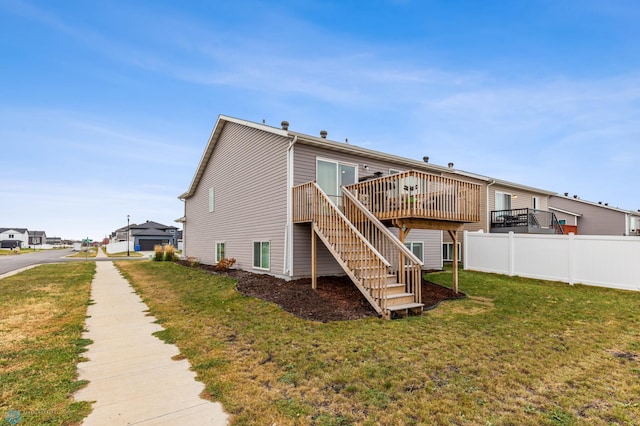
xmin=508 ymin=231 xmax=515 ymax=276
xmin=568 ymin=232 xmax=575 ymax=285
xmin=463 ymin=230 xmax=468 ymax=271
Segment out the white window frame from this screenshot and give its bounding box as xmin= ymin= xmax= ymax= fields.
xmin=215 ymin=242 xmax=226 ymax=263
xmin=443 ymin=242 xmax=462 ymax=262
xmin=316 ymin=157 xmax=358 ymax=206
xmin=253 ymin=241 xmax=270 ymax=270
xmin=495 ymin=191 xmax=512 ymax=212
xmin=532 ymin=196 xmax=540 ymax=210
xmin=208 ymin=187 xmax=215 ymax=212
xmin=404 ymin=241 xmax=424 ymax=263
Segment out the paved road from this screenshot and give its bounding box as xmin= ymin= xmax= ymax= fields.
xmin=0 ymin=249 xmax=77 ymax=275
xmin=0 ymin=249 xmax=148 ymax=277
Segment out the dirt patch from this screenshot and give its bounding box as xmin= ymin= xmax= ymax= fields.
xmin=178 ymin=261 xmax=464 ymax=321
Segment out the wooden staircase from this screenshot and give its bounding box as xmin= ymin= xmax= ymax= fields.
xmin=294 ymin=182 xmax=424 ymax=319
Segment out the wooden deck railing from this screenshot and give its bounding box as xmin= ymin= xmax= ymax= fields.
xmin=343 ymin=188 xmax=423 ymax=305
xmin=292 ymin=181 xmax=391 ymax=314
xmin=345 ymin=170 xmax=481 ymax=223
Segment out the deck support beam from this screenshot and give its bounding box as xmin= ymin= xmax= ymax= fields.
xmin=394 ymin=219 xmax=464 ymax=294
xmin=447 ymin=229 xmax=460 ymax=294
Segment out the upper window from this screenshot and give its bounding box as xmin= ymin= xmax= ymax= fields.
xmin=9 ymin=234 xmax=14 ymax=238
xmin=389 ymin=169 xmax=401 ymax=175
xmin=316 ymin=158 xmax=357 ymax=206
xmin=532 ymin=196 xmax=540 ymax=210
xmin=216 ymin=242 xmax=225 ymax=262
xmin=208 ymin=187 xmax=215 ymax=212
xmin=253 ymin=241 xmax=270 ymax=270
xmin=495 ymin=191 xmax=512 ymax=211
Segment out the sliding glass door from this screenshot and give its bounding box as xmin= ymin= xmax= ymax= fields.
xmin=317 ymin=159 xmax=357 ymax=206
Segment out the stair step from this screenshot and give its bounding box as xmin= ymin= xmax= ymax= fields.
xmin=387 ymin=302 xmax=425 ymax=312
xmin=386 ymin=293 xmax=417 ymax=306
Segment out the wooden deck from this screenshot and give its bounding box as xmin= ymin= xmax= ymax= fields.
xmin=344 ymin=170 xmax=481 ymax=226
xmin=292 ymin=171 xmax=481 ymax=317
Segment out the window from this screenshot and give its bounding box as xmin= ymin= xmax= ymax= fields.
xmin=404 ymin=241 xmax=424 ymax=263
xmin=215 ymin=242 xmax=225 ymax=262
xmin=316 ymin=159 xmax=357 ymax=206
xmin=443 ymin=243 xmax=462 ymax=261
xmin=208 ymin=187 xmax=215 ymax=212
xmin=389 ymin=169 xmax=401 ymax=175
xmin=9 ymin=234 xmax=14 ymax=238
xmin=253 ymin=241 xmax=270 ymax=270
xmin=495 ymin=191 xmax=512 ymax=211
xmin=532 ymin=196 xmax=540 ymax=210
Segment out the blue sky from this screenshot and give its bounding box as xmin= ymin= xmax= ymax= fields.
xmin=1 ymin=0 xmax=639 ymax=240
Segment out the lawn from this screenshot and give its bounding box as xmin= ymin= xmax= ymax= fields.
xmin=116 ymin=261 xmax=640 ymax=425
xmin=0 ymin=263 xmax=95 ymax=425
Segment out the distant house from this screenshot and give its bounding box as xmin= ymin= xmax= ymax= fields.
xmin=28 ymin=230 xmax=47 ymax=247
xmin=46 ymin=236 xmax=63 ymax=245
xmin=0 ymin=228 xmax=29 ymax=249
xmin=129 ymin=220 xmax=179 ymax=250
xmin=549 ymin=194 xmax=640 ymax=236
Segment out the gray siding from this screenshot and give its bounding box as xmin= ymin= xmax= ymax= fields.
xmin=549 ymin=196 xmax=627 ymax=235
xmin=184 ymin=122 xmax=289 ymax=276
xmin=292 ymin=143 xmax=442 ymax=274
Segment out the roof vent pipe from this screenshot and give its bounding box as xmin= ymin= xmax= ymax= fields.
xmin=281 ymin=121 xmax=289 ymax=130
xmin=423 ymin=156 xmax=429 ymax=163
xmin=448 ymin=162 xmax=454 ymax=168
xmin=573 ymin=195 xmax=578 ymax=199
xmin=564 ymin=192 xmax=569 ymax=196
xmin=320 ymin=130 xmax=327 ymax=139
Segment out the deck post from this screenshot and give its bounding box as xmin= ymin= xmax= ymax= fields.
xmin=311 ymin=226 xmax=317 ymax=289
xmin=448 ymin=229 xmax=459 ymax=294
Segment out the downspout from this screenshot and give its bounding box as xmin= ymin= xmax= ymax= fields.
xmin=284 ymin=135 xmax=298 ymax=276
xmin=486 ymin=179 xmax=496 ymax=231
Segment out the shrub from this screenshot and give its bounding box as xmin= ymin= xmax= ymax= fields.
xmin=154 ymin=245 xmax=164 ymax=261
xmin=186 ymin=256 xmax=200 ymax=267
xmin=164 ymin=244 xmax=176 ymax=261
xmin=215 ymin=257 xmax=236 ymax=271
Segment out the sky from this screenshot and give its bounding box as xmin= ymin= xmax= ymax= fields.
xmin=1 ymin=0 xmax=639 ymax=240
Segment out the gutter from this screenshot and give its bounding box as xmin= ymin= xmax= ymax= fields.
xmin=284 ymin=135 xmax=298 ymax=276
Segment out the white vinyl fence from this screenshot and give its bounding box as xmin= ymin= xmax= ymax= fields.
xmin=464 ymin=231 xmax=640 ymax=292
xmin=105 ymin=241 xmax=134 ymax=254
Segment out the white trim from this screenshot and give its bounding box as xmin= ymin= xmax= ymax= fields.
xmin=208 ymin=187 xmax=215 ymax=212
xmin=315 ymin=157 xmax=359 ymax=203
xmin=548 ymin=206 xmax=582 ymax=217
xmin=252 ymin=240 xmax=271 ymax=271
xmin=443 ymin=242 xmax=462 ymax=262
xmin=284 ymin=136 xmax=298 ymax=277
xmin=215 ymin=241 xmax=225 ymax=263
xmin=403 ymin=241 xmax=424 ymax=264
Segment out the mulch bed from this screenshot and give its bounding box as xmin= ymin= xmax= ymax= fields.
xmin=177 ymin=260 xmax=465 ymax=321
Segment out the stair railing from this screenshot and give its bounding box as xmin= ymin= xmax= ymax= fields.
xmin=342 ymin=186 xmax=423 ymax=305
xmin=293 ymin=182 xmax=391 ymax=313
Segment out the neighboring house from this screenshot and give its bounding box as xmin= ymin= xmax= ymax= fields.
xmin=46 ymin=236 xmax=63 ymax=245
xmin=28 ymin=230 xmax=47 ymax=247
xmin=0 ymin=228 xmax=29 ymax=249
xmin=180 ymin=115 xmax=486 ymax=318
xmin=111 ymin=224 xmax=134 ymax=243
xmin=549 ymin=194 xmax=640 ymax=236
xmin=129 ymin=220 xmax=179 ymax=250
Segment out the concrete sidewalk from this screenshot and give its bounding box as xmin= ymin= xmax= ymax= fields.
xmin=75 ymin=261 xmax=228 ymax=425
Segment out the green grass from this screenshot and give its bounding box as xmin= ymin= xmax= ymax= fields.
xmin=116 ymin=262 xmax=640 ymax=425
xmin=66 ymin=249 xmax=97 ymax=258
xmin=0 ymin=263 xmax=95 ymax=425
